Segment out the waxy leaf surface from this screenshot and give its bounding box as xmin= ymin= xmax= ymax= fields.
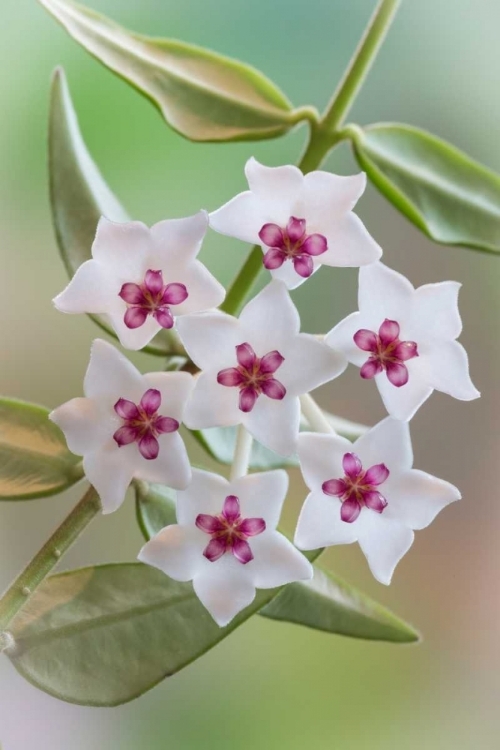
xmin=49 ymin=67 xmax=178 ymax=355
xmin=8 ymin=558 xmax=418 ymax=706
xmin=0 ymin=398 xmax=82 ymax=500
xmin=351 ymin=123 xmax=500 ymax=254
xmin=41 ymin=0 xmax=302 ymax=142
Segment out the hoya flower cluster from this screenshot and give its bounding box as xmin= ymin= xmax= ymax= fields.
xmin=51 ymin=158 xmax=478 ymax=627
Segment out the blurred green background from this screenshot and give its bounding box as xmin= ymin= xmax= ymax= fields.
xmin=0 ymin=0 xmax=499 ymax=747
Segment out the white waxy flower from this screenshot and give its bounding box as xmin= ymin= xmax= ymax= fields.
xmin=50 ymin=339 xmax=194 ymax=513
xmin=176 ymin=281 xmax=347 ymax=456
xmin=139 ymin=468 xmax=313 ymax=627
xmin=209 ymin=157 xmax=381 ymax=289
xmin=294 ymin=418 xmax=460 ymax=584
xmin=54 ymin=211 xmax=225 ymax=351
xmin=326 ymin=262 xmax=480 ymax=421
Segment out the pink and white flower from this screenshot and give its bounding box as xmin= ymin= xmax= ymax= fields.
xmin=53 ymin=211 xmax=225 ymax=351
xmin=138 ymin=469 xmax=313 ymax=626
xmin=50 ymin=339 xmax=193 ymax=513
xmin=294 ymin=418 xmax=460 ymax=584
xmin=326 ymin=262 xmax=480 ymax=421
xmin=176 ymin=281 xmax=347 ymax=456
xmin=209 ymin=157 xmax=382 ymax=289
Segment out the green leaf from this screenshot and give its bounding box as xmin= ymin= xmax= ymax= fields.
xmin=40 ymin=0 xmax=312 ymax=142
xmin=0 ymin=398 xmax=83 ymax=500
xmin=190 ymin=412 xmax=368 ymax=469
xmin=136 ymin=483 xmax=419 ymax=641
xmin=7 ymin=563 xmax=284 ymax=706
xmin=49 ymin=66 xmax=181 ymax=356
xmin=260 ymin=566 xmax=419 ymax=643
xmin=350 ymin=123 xmax=500 ymax=254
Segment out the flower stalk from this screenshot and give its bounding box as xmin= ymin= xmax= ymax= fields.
xmin=300 ymin=394 xmax=336 ymax=435
xmin=230 ymin=425 xmax=254 ymax=481
xmin=0 ymin=486 xmax=100 ymax=632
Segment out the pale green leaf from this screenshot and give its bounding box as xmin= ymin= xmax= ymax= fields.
xmin=49 ymin=67 xmax=181 ymax=356
xmin=0 ymin=398 xmax=82 ymax=500
xmin=41 ymin=0 xmax=311 ymax=142
xmin=350 ymin=123 xmax=500 ymax=254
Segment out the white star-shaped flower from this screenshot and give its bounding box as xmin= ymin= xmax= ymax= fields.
xmin=176 ymin=281 xmax=347 ymax=456
xmin=50 ymin=339 xmax=194 ymax=513
xmin=54 ymin=211 xmax=225 ymax=351
xmin=209 ymin=157 xmax=381 ymax=289
xmin=326 ymin=262 xmax=480 ymax=421
xmin=294 ymin=418 xmax=460 ymax=584
xmin=139 ymin=468 xmax=312 ymax=626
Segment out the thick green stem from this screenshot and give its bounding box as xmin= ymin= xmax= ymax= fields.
xmin=221 ymin=0 xmax=400 ymax=317
xmin=0 ymin=486 xmax=100 ymax=632
xmin=322 ymin=0 xmax=401 ymax=132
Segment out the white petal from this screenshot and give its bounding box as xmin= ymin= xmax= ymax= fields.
xmin=183 ymin=370 xmax=242 ymax=429
xmin=245 ymin=157 xmax=304 ymax=223
xmin=239 ymin=281 xmax=300 ymax=350
xmin=266 ymin=255 xmax=321 ymax=290
xmin=176 ymin=468 xmax=230 ymax=526
xmin=248 ymin=532 xmax=313 ymax=588
xmin=170 ymin=260 xmax=225 ymax=316
xmin=49 ymin=397 xmax=116 ymax=455
xmin=138 ymin=525 xmax=204 ymax=581
xmin=353 ymin=417 xmax=413 ymax=473
xmin=357 ymin=516 xmax=414 ymax=585
xmin=209 ymin=191 xmax=268 ymax=245
xmin=412 ymin=280 xmax=462 ymax=340
xmin=107 ymin=309 xmax=161 ymax=352
xmin=279 ymin=334 xmax=347 ymax=397
xmin=142 ymin=371 xmax=194 ymax=423
xmin=229 ymin=470 xmax=289 ymax=530
xmin=53 ymin=260 xmax=118 ymax=314
xmin=83 ymin=444 xmax=136 ymax=514
xmin=136 ymin=432 xmax=192 ymax=490
xmin=150 ymin=210 xmax=209 ymax=265
xmin=92 ymin=217 xmax=151 ymax=277
xmin=303 ymin=170 xmax=366 ymax=223
xmin=424 ymin=340 xmax=480 ymax=401
xmin=321 ymin=212 xmax=382 ymax=267
xmin=358 ymin=262 xmax=415 ymax=321
xmin=83 ymin=339 xmax=144 ymax=401
xmin=325 ymin=311 xmax=373 ymax=366
xmin=294 ymin=490 xmax=358 ymax=549
xmin=193 ymin=563 xmax=256 ymax=627
xmin=384 ymin=469 xmax=460 ymax=530
xmin=375 ymin=364 xmax=434 ymax=421
xmin=244 ymin=394 xmax=300 ymax=456
xmin=297 ymin=432 xmax=353 ymax=491
xmin=176 ymin=312 xmax=243 ymax=370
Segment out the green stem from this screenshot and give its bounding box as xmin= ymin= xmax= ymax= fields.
xmin=0 ymin=486 xmax=100 ymax=632
xmin=221 ymin=0 xmax=401 ymax=317
xmin=322 ymin=0 xmax=401 ymax=132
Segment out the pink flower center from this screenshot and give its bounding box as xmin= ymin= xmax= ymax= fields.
xmin=113 ymin=388 xmax=179 ymax=460
xmin=196 ymin=495 xmax=266 ymax=564
xmin=353 ymin=319 xmax=419 ymax=387
xmin=259 ymin=216 xmax=328 ymax=279
xmin=119 ymin=269 xmax=188 ymax=330
xmin=217 ymin=342 xmax=287 ymax=413
xmin=322 ymin=452 xmax=390 ymax=523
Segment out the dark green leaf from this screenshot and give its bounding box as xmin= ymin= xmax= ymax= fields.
xmin=350 ymin=123 xmax=500 ymax=254
xmin=41 ymin=0 xmax=311 ymax=142
xmin=260 ymin=566 xmax=419 ymax=643
xmin=135 ymin=481 xmax=177 ymax=541
xmin=191 ymin=412 xmax=368 ymax=469
xmin=0 ymin=398 xmax=83 ymax=500
xmin=49 ymin=67 xmax=181 ymax=356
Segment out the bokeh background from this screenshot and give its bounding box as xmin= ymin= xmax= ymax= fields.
xmin=1 ymin=0 xmax=499 ymax=747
